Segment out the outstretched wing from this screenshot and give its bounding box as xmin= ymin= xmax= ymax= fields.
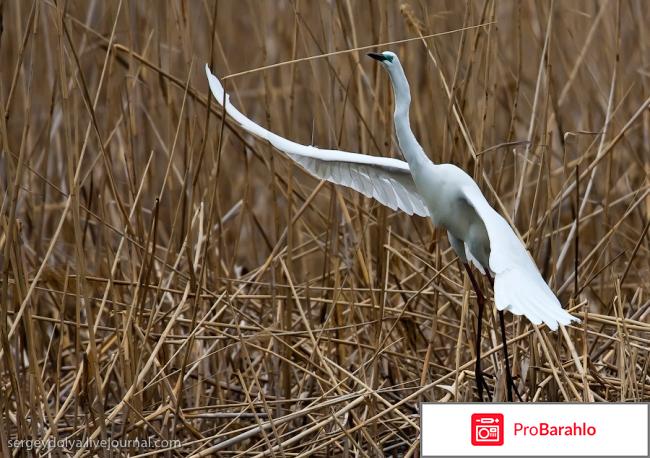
xmin=460 ymin=184 xmax=579 ymax=330
xmin=205 ymin=65 xmax=429 ymax=217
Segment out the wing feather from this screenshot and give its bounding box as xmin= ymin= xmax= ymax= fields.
xmin=384 ymin=177 xmax=410 ymax=214
xmin=460 ymin=184 xmax=579 ymax=330
xmin=206 ymin=64 xmax=429 ymax=217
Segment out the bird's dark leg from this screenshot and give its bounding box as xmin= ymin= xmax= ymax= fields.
xmin=486 ymin=272 xmax=523 ymax=402
xmin=463 ymin=263 xmax=492 ymax=402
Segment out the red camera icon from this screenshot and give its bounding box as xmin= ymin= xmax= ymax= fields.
xmin=471 ymin=413 xmax=504 ymax=446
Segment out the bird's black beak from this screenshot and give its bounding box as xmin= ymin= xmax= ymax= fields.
xmin=367 ymin=52 xmax=387 ymax=62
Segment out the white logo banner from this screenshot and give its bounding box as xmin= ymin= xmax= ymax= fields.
xmin=421 ymin=403 xmax=648 ymax=457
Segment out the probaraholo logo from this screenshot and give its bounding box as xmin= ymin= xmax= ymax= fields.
xmin=471 ymin=412 xmax=598 ymax=447
xmin=471 ymin=413 xmax=504 ymax=446
xmin=514 ymin=422 xmax=596 ymax=436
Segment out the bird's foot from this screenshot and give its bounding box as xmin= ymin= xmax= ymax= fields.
xmin=506 ymin=374 xmax=524 ymax=402
xmin=475 ymin=370 xmax=493 ymax=402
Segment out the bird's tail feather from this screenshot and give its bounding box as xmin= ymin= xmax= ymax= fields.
xmin=494 ymin=267 xmax=579 ymax=331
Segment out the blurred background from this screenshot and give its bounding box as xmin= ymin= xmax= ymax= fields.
xmin=1 ymin=0 xmax=648 ymax=455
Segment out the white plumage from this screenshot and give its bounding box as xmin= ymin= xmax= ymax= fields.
xmin=205 ymin=67 xmax=429 ymax=217
xmin=205 ymin=54 xmax=579 ymax=331
xmin=459 ymin=182 xmax=576 ymax=329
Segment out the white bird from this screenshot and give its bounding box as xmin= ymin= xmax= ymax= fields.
xmin=205 ymin=51 xmax=579 ymax=401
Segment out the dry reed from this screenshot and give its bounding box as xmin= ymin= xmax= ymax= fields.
xmin=0 ymin=1 xmax=649 ymax=456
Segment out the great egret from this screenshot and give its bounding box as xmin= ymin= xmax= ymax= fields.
xmin=205 ymin=51 xmax=579 ymax=402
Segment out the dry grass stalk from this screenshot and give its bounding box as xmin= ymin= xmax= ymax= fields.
xmin=0 ymin=1 xmax=648 ymax=456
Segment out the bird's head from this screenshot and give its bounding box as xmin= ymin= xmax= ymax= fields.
xmin=367 ymin=51 xmax=409 ymax=97
xmin=367 ymin=51 xmax=399 ymax=67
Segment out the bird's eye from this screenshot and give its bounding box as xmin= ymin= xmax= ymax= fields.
xmin=383 ymin=54 xmax=394 ymax=63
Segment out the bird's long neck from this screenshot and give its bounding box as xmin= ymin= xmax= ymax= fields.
xmin=388 ymin=65 xmax=432 ymax=172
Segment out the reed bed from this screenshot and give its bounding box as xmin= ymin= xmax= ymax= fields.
xmin=1 ymin=0 xmax=648 ymax=456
